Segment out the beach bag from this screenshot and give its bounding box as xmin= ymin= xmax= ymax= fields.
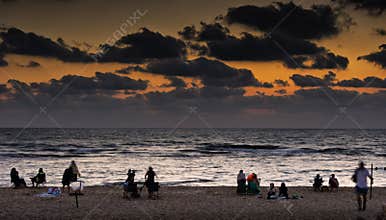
xmin=70 ymin=181 xmax=84 ymax=194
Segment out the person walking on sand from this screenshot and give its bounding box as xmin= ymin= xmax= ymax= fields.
xmin=144 ymin=167 xmax=157 ymax=198
xmin=352 ymin=161 xmax=373 ymax=211
xmin=69 ymin=160 xmax=81 ymax=182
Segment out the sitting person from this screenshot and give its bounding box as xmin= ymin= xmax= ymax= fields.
xmin=329 ymin=174 xmax=339 ymax=191
xmin=313 ymin=174 xmax=323 ymax=191
xmin=236 ymin=170 xmax=246 ymax=194
xmin=10 ymin=168 xmax=26 ymax=188
xmin=267 ymin=183 xmax=277 ymax=199
xmin=279 ymin=182 xmax=289 ymax=198
xmin=62 ymin=168 xmax=73 ymax=192
xmin=123 ymin=169 xmax=139 ymax=198
xmin=30 ymin=168 xmax=46 ymax=187
xmin=246 ymin=173 xmax=260 ymax=195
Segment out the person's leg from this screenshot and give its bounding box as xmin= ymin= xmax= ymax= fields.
xmin=362 ymin=193 xmax=367 ymax=211
xmin=357 ymin=194 xmax=362 ymax=211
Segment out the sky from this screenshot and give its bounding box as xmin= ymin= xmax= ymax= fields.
xmin=0 ymin=0 xmax=385 ymax=128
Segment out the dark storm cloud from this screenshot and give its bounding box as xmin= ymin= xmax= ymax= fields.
xmin=202 ymin=32 xmax=349 ymax=70
xmin=224 ymin=2 xmax=346 ymax=39
xmin=274 ymin=79 xmax=289 ymax=87
xmin=115 ymin=65 xmax=146 ymax=74
xmin=161 ymin=76 xmax=187 ymax=88
xmin=290 ymin=72 xmax=336 ymax=87
xmin=99 ymin=28 xmax=186 ymax=63
xmin=333 ymin=0 xmax=385 ymax=15
xmin=283 ymin=52 xmax=349 ymax=69
xmin=17 ymin=61 xmax=41 ymax=68
xmin=141 ymin=57 xmax=273 ymax=88
xmin=178 ymin=22 xmax=230 ymax=41
xmin=358 ymin=44 xmax=386 ymax=68
xmin=337 ymin=76 xmax=386 ymax=88
xmin=0 ymin=54 xmax=7 ymax=66
xmin=375 ymin=28 xmax=386 ymax=36
xmin=206 ymin=32 xmax=322 ymax=61
xmin=0 ymin=28 xmax=94 ymax=62
xmin=8 ymin=72 xmax=148 ymax=97
xmin=0 ymin=84 xmax=8 ymax=93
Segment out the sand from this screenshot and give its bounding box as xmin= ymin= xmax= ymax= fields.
xmin=0 ymin=186 xmax=385 ymax=220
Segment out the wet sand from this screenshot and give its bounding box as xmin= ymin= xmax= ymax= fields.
xmin=0 ymin=186 xmax=385 ymax=219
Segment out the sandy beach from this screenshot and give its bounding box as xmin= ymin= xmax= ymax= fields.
xmin=0 ymin=186 xmax=385 ymax=220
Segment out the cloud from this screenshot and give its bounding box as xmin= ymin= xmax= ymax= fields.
xmin=337 ymin=76 xmax=386 ymax=88
xmin=333 ymin=0 xmax=385 ymax=15
xmin=142 ymin=57 xmax=273 ymax=88
xmin=290 ymin=72 xmax=336 ymax=87
xmin=161 ymin=76 xmax=187 ymax=88
xmin=201 ymin=32 xmax=348 ymax=70
xmin=115 ymin=65 xmax=145 ymax=74
xmin=375 ymin=28 xmax=386 ymax=36
xmin=0 ymin=84 xmax=8 ymax=93
xmin=17 ymin=61 xmax=41 ymax=68
xmin=0 ymin=54 xmax=7 ymax=66
xmin=0 ymin=28 xmax=94 ymax=62
xmin=8 ymin=72 xmax=148 ymax=97
xmin=99 ymin=28 xmax=186 ymax=63
xmin=358 ymin=44 xmax=386 ymax=68
xmin=224 ymin=2 xmax=348 ymax=39
xmin=274 ymin=79 xmax=289 ymax=87
xmin=178 ymin=22 xmax=230 ymax=41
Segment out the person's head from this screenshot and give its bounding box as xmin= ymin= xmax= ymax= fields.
xmin=149 ymin=166 xmax=153 ymax=171
xmin=359 ymin=161 xmax=365 ymax=168
xmin=270 ymin=183 xmax=274 ymax=189
xmin=331 ymin=174 xmax=335 ymax=178
xmin=71 ymin=160 xmax=76 ymax=165
xmin=11 ymin=168 xmax=16 ymax=172
xmin=239 ymin=170 xmax=243 ymax=173
xmin=39 ymin=168 xmax=43 ymax=172
xmin=316 ymin=174 xmax=320 ymax=178
xmin=281 ymin=182 xmax=286 ymax=188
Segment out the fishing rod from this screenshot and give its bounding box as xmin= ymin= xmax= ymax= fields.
xmin=369 ymin=163 xmax=373 ymax=200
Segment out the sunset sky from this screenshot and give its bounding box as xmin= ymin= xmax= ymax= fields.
xmin=0 ymin=0 xmax=385 ymax=128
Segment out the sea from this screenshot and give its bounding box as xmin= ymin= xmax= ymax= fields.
xmin=0 ymin=128 xmax=385 ymax=187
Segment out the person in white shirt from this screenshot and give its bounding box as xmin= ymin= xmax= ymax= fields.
xmin=353 ymin=161 xmax=373 ymax=211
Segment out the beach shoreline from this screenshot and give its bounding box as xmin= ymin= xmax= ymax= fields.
xmin=0 ymin=186 xmax=385 ymax=219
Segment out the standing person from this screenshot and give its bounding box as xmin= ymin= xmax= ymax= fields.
xmin=69 ymin=160 xmax=81 ymax=182
xmin=236 ymin=170 xmax=246 ymax=194
xmin=62 ymin=168 xmax=73 ymax=192
xmin=353 ymin=161 xmax=373 ymax=211
xmin=145 ymin=167 xmax=157 ymax=198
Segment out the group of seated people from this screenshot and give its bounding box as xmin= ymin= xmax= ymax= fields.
xmin=236 ymin=170 xmax=289 ymax=199
xmin=313 ymin=173 xmax=339 ymax=191
xmin=10 ymin=167 xmax=46 ymax=188
xmin=10 ymin=160 xmax=80 ymax=191
xmin=123 ymin=166 xmax=159 ymax=199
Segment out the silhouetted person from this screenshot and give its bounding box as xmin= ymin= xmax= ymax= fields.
xmin=62 ymin=168 xmax=73 ymax=192
xmin=10 ymin=168 xmax=26 ymax=188
xmin=329 ymin=174 xmax=339 ymax=191
xmin=267 ymin=183 xmax=277 ymax=199
xmin=126 ymin=169 xmax=135 ymax=184
xmin=353 ymin=161 xmax=373 ymax=211
xmin=313 ymin=174 xmax=323 ymax=191
xmin=279 ymin=182 xmax=289 ymax=198
xmin=145 ymin=167 xmax=157 ymax=198
xmin=236 ymin=170 xmax=246 ymax=194
xmin=69 ymin=160 xmax=80 ymax=181
xmin=123 ymin=169 xmax=139 ymax=198
xmin=31 ymin=168 xmax=46 ymax=187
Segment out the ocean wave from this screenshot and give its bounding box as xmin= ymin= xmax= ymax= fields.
xmin=200 ymin=143 xmax=282 ymax=150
